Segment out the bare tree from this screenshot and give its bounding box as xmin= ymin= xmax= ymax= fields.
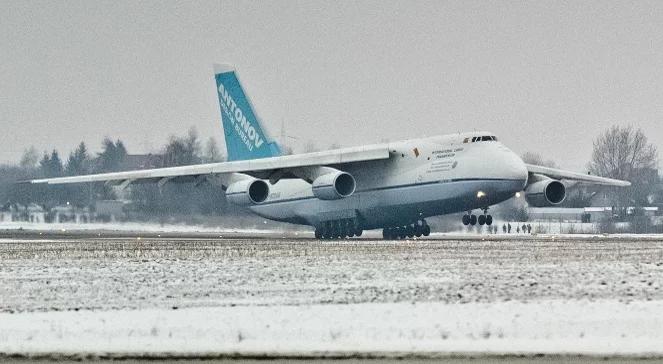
xmin=588 ymin=125 xmax=658 ymax=210
xmin=588 ymin=125 xmax=657 ymax=180
xmin=280 ymin=145 xmax=294 ymax=155
xmin=19 ymin=146 xmax=39 ymax=168
xmin=202 ymin=137 xmax=224 ymax=163
xmin=521 ymin=152 xmax=558 ymax=168
xmin=303 ymin=140 xmax=319 ymax=153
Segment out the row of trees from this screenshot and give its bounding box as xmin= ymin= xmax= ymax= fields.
xmin=1 ymin=128 xmax=235 ymax=217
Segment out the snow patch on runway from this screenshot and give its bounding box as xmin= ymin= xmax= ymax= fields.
xmin=1 ymin=300 xmax=662 ymax=356
xmin=0 ymin=221 xmax=288 ymax=235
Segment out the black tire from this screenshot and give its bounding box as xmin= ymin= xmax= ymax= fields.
xmin=462 ymin=215 xmax=470 ymax=225
xmin=478 ymin=214 xmax=486 ymax=225
xmin=355 ymin=229 xmax=363 ymax=237
xmin=486 ymin=215 xmax=493 ymax=226
xmin=470 ymin=214 xmax=477 ymax=226
xmin=396 ymin=227 xmax=405 ymax=239
xmin=345 ymin=220 xmax=353 ymax=238
xmin=314 ymin=229 xmax=322 ymax=239
xmin=423 ymin=225 xmax=431 ymax=236
xmin=405 ymin=225 xmax=414 ymax=238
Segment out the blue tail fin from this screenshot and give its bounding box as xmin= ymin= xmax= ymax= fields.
xmin=214 ymin=64 xmax=281 ymax=161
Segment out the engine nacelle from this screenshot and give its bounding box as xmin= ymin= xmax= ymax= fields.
xmin=525 ymin=178 xmax=566 ymax=207
xmin=311 ymin=171 xmax=356 ymax=200
xmin=225 ymin=179 xmax=270 ymax=206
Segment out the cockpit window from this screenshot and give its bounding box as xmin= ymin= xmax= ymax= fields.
xmin=469 ymin=135 xmax=498 ymax=143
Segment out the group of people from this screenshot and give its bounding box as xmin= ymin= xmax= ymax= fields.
xmin=502 ymin=223 xmax=532 ymax=234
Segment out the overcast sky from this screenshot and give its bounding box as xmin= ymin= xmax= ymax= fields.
xmin=2 ymin=0 xmax=663 ymax=171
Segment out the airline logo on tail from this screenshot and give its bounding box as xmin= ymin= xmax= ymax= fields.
xmin=217 ymin=82 xmax=264 ymax=150
xmin=214 ymin=65 xmax=281 ymax=161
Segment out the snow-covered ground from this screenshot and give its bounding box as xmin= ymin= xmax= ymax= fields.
xmin=0 ymin=221 xmax=288 ymax=234
xmin=1 ymin=234 xmax=663 ymax=357
xmin=2 ymin=300 xmax=663 ymax=356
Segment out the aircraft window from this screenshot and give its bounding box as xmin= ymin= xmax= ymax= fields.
xmin=463 ymin=138 xmax=469 ymax=143
xmin=492 ymin=136 xmax=498 ymax=141
xmin=471 ymin=137 xmax=477 ymax=142
xmin=482 ymin=136 xmax=492 ymax=141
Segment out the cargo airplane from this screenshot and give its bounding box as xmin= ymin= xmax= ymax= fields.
xmin=30 ymin=64 xmax=630 ymax=239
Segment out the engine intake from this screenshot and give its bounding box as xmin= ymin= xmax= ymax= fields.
xmin=312 ymin=171 xmax=356 ymax=200
xmin=525 ymin=178 xmax=566 ymax=207
xmin=225 ymin=179 xmax=269 ymax=205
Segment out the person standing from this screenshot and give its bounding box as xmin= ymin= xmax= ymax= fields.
xmin=507 ymin=223 xmax=512 ymax=233
xmin=502 ymin=224 xmax=507 ymax=234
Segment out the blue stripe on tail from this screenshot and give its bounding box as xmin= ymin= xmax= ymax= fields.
xmin=214 ymin=65 xmax=281 ymax=161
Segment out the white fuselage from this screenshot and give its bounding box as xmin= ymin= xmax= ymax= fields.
xmin=250 ymin=132 xmax=528 ymax=229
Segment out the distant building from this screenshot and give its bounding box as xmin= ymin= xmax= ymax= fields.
xmin=528 ymin=208 xmax=586 ymax=222
xmin=529 ymin=206 xmax=659 ymax=223
xmin=51 ymin=204 xmax=91 ymax=223
xmin=95 ymin=200 xmax=129 ymax=221
xmin=0 ymin=202 xmax=46 ymax=223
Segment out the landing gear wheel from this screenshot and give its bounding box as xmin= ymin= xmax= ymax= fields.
xmin=398 ymin=227 xmax=407 ymax=239
xmin=314 ymin=229 xmax=322 ymax=239
xmin=470 ymin=214 xmax=477 ymax=226
xmin=333 ymin=221 xmax=342 ymax=239
xmin=406 ymin=225 xmax=415 ymax=238
xmin=478 ymin=214 xmax=486 ymax=226
xmin=423 ymin=224 xmax=431 ymax=236
xmin=344 ymin=220 xmax=353 ymax=238
xmin=384 ymin=227 xmax=396 ymax=240
xmin=486 ymin=215 xmax=493 ymax=226
xmin=321 ymin=222 xmax=331 ymax=239
xmin=462 ymin=215 xmax=471 ymax=226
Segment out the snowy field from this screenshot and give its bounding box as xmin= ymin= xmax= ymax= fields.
xmin=1 ymin=233 xmax=663 ymax=358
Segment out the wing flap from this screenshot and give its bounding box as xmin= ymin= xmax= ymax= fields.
xmin=526 ymin=164 xmax=631 ymax=187
xmin=29 ymin=144 xmax=391 ymax=185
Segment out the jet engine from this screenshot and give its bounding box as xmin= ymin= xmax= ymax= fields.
xmin=225 ymin=178 xmax=270 ymax=206
xmin=525 ymin=177 xmax=566 ymax=207
xmin=311 ymin=171 xmax=356 ymax=200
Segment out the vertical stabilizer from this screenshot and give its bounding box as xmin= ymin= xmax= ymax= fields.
xmin=214 ymin=64 xmax=281 ymax=161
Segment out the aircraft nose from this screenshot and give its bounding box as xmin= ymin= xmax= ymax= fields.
xmin=504 ymin=151 xmax=528 ymax=188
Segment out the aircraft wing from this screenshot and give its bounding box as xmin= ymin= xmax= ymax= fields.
xmin=526 ymin=164 xmax=631 ymax=187
xmin=28 ymin=144 xmax=391 ymax=186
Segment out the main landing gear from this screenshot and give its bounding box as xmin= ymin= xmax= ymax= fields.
xmin=382 ymin=220 xmax=430 ymax=240
xmin=462 ymin=208 xmax=493 ymax=226
xmin=315 ymin=218 xmax=363 ymax=239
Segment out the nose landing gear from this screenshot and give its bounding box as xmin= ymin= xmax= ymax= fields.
xmin=463 ymin=208 xmax=493 ymax=226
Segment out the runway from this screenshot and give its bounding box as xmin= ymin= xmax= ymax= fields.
xmin=2 ymin=232 xmax=662 ymax=312
xmin=1 ymin=230 xmax=663 ymax=360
